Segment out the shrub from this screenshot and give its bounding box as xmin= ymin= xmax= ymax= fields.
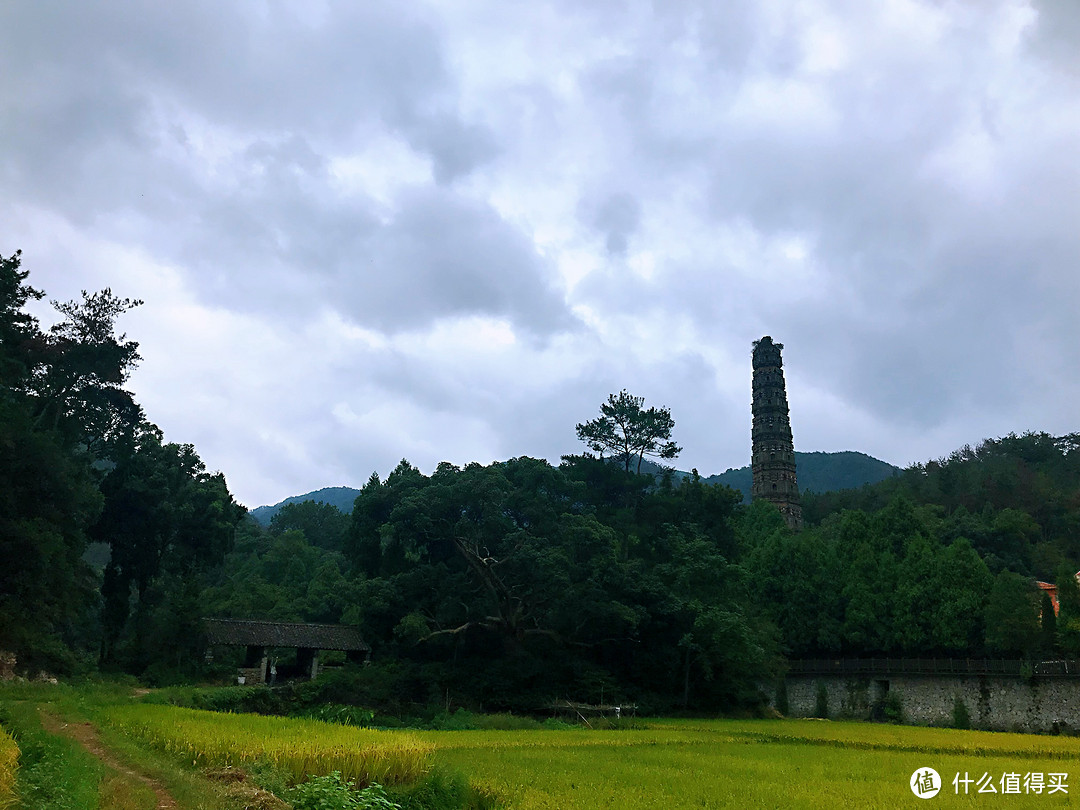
xmin=0 ymin=726 xmax=16 ymax=809
xmin=247 ymin=760 xmax=293 ymax=797
xmin=140 ymin=662 xmax=187 ymax=687
xmin=302 ymin=705 xmax=376 ymax=728
xmin=953 ymin=696 xmax=971 ymax=730
xmin=814 ymin=681 xmax=829 ymax=719
xmin=158 ymin=684 xmax=286 ymax=715
xmin=775 ymin=679 xmax=789 ymax=716
xmin=287 ymin=772 xmax=400 ymax=810
xmin=392 ymin=767 xmax=497 ymax=810
xmin=431 ymin=709 xmax=549 ymax=731
xmin=431 ymin=709 xmax=479 ymax=731
xmin=882 ymin=691 xmax=904 ymax=724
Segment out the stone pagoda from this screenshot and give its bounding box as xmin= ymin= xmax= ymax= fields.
xmin=751 ymin=336 xmax=802 ymax=530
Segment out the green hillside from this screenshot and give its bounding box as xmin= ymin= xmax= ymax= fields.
xmin=251 ymin=451 xmax=899 ymax=523
xmin=249 ymin=485 xmax=361 ymax=525
xmin=704 ymin=450 xmax=899 ymax=502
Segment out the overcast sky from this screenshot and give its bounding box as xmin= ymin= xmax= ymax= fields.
xmin=3 ymin=0 xmax=1078 ymax=509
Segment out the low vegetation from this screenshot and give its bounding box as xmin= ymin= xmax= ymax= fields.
xmin=103 ymin=704 xmax=434 ymax=787
xmin=0 ymin=701 xmax=102 ymax=810
xmin=0 ymin=725 xmax=17 ymax=809
xmin=424 ymin=718 xmax=1080 ymax=809
xmin=10 ymin=681 xmax=1080 ymax=808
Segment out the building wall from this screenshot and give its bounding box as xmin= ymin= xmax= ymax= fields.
xmin=237 ymin=665 xmax=265 ymax=685
xmin=778 ymin=675 xmax=1080 ymax=733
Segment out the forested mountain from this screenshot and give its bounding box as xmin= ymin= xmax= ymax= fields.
xmin=751 ymin=432 xmax=1080 ymax=660
xmin=250 ymin=486 xmax=362 ymax=525
xmin=703 ymin=451 xmax=900 ymax=501
xmin=218 ymin=431 xmax=1080 ymax=712
xmin=251 ymin=450 xmax=900 ymax=524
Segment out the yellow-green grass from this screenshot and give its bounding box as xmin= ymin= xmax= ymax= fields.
xmin=103 ymin=704 xmax=433 ymax=787
xmin=90 ymin=716 xmax=291 ymax=810
xmin=417 ymin=720 xmax=1080 ymax=809
xmin=648 ymin=717 xmax=1080 ymax=759
xmin=0 ymin=700 xmax=104 ymax=810
xmin=0 ymin=726 xmax=16 ymax=809
xmin=98 ymin=703 xmax=1080 ymax=808
xmin=1 ymin=682 xmax=283 ymax=808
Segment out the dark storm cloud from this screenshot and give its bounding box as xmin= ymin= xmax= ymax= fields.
xmin=339 ymin=187 xmax=573 ymax=335
xmin=1028 ymin=0 xmax=1080 ymax=71
xmin=0 ymin=2 xmax=487 ymax=152
xmin=176 ymin=163 xmax=572 ymax=334
xmin=0 ymin=1 xmax=573 ymax=337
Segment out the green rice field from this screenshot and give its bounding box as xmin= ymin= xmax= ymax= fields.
xmin=421 ymin=719 xmax=1080 ymax=808
xmin=97 ymin=705 xmax=1080 ymax=808
xmin=6 ymin=684 xmax=1080 ymax=808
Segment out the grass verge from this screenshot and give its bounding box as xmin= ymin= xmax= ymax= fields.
xmin=101 ymin=704 xmax=434 ymax=787
xmin=1 ymin=682 xmax=280 ymax=810
xmin=0 ymin=724 xmax=19 ymax=809
xmin=0 ymin=701 xmax=103 ymax=810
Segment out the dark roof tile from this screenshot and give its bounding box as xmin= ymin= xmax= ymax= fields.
xmin=203 ymin=619 xmax=369 ymax=651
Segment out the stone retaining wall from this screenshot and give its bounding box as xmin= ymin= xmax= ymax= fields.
xmin=777 ymin=675 xmax=1080 ymax=733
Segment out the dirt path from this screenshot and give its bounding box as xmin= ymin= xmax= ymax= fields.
xmin=38 ymin=709 xmax=178 ymax=809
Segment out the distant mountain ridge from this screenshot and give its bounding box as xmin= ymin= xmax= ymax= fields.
xmin=249 ymin=486 xmax=361 ymax=525
xmin=249 ymin=451 xmax=900 ymax=524
xmin=701 ymin=450 xmax=900 ymax=503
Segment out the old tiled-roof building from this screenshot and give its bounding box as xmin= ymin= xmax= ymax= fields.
xmin=203 ymin=618 xmax=369 ymax=684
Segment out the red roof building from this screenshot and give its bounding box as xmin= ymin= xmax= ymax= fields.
xmin=1037 ymin=580 xmax=1060 ymax=615
xmin=1035 ymin=571 xmax=1080 ymax=617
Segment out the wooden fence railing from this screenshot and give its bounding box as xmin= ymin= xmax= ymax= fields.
xmin=787 ymin=658 xmax=1080 ymax=677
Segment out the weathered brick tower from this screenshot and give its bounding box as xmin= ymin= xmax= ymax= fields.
xmin=751 ymin=336 xmax=802 ymax=530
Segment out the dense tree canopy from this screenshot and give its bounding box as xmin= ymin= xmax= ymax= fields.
xmin=752 ymin=432 xmax=1080 ymax=660
xmin=1 ymin=251 xmax=243 ymax=677
xmin=0 ymin=402 xmax=102 ymax=671
xmin=333 ymin=455 xmax=766 ymax=710
xmin=94 ymin=429 xmax=244 ymax=666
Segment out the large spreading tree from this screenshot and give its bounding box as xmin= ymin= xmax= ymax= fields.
xmin=575 ymin=390 xmax=682 ymax=474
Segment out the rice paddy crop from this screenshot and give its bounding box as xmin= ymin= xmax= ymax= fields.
xmin=100 ymin=704 xmax=1080 ymax=808
xmin=648 ymin=716 xmax=1080 ymax=759
xmin=102 ymin=704 xmax=433 ymax=787
xmin=418 ymin=719 xmax=1080 ymax=808
xmin=0 ymin=726 xmax=17 ymax=809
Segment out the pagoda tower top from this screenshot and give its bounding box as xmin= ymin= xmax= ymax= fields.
xmin=751 ymin=336 xmax=802 ymax=530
